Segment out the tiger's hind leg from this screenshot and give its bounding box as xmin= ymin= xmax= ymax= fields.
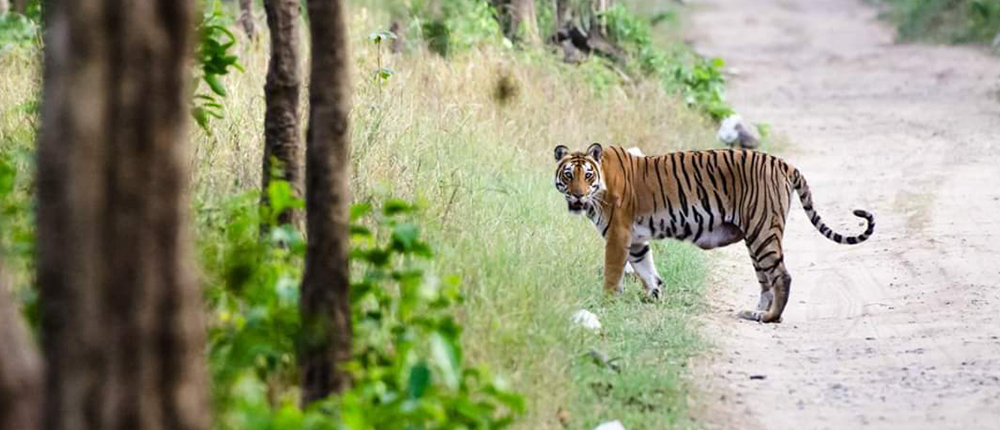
xmin=738 ymin=242 xmax=791 ymax=323
xmin=628 ymin=241 xmax=664 ymax=300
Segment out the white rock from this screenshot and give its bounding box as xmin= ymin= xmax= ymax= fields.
xmin=571 ymin=309 xmax=602 ymax=331
xmin=626 ymin=147 xmax=645 ymax=157
xmin=594 ymin=420 xmax=627 ymax=430
xmin=716 ymin=114 xmax=743 ymax=145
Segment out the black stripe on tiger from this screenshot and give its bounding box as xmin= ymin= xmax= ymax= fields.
xmin=792 ymin=168 xmax=875 ymax=245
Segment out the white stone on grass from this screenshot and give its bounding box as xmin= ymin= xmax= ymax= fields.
xmin=571 ymin=309 xmax=602 ymax=332
xmin=594 ymin=420 xmax=627 ymax=430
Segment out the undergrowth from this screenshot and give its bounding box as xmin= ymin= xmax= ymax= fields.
xmin=0 ymin=0 xmax=725 ymax=428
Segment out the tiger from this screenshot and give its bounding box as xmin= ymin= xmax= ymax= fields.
xmin=553 ymin=143 xmax=874 ymax=323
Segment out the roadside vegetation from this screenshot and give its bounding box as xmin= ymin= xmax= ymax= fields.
xmin=0 ymin=0 xmax=732 ymax=428
xmin=880 ymin=0 xmax=1000 ymax=48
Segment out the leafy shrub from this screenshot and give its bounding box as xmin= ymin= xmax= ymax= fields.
xmin=192 ymin=0 xmax=244 ymax=132
xmin=0 ymin=13 xmax=39 ymax=47
xmin=401 ymin=0 xmax=502 ymax=56
xmin=201 ymin=183 xmax=523 ymax=429
xmin=883 ymin=0 xmax=1000 ymax=46
xmin=601 ymin=4 xmax=733 ymax=120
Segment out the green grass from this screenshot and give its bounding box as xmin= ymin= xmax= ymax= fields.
xmin=880 ymin=0 xmax=1000 ymax=46
xmin=0 ymin=3 xmax=722 ymax=428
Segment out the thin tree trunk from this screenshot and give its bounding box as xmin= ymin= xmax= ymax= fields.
xmin=261 ymin=0 xmax=302 ymax=228
xmin=239 ymin=0 xmax=257 ymax=40
xmin=36 ymin=0 xmax=210 ymax=429
xmin=0 ymin=264 xmax=42 ymax=430
xmin=300 ymin=0 xmax=352 ymax=404
xmin=555 ymin=0 xmax=571 ymax=27
xmin=0 ymin=0 xmax=9 ymax=16
xmin=511 ymin=0 xmax=539 ymax=43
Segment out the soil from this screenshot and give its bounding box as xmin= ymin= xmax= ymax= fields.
xmin=684 ymin=0 xmax=1000 ymax=428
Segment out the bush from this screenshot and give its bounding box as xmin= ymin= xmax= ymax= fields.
xmin=201 ymin=183 xmax=524 ymax=430
xmin=883 ymin=0 xmax=1000 ymax=46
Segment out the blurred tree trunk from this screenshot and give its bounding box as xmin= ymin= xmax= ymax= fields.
xmin=0 ymin=264 xmax=42 ymax=430
xmin=239 ymin=0 xmax=256 ymax=40
xmin=300 ymin=0 xmax=353 ymax=404
xmin=10 ymin=0 xmax=23 ymax=14
xmin=511 ymin=0 xmax=539 ymax=43
xmin=493 ymin=0 xmax=539 ymax=44
xmin=554 ymin=0 xmax=571 ymax=27
xmin=591 ymin=0 xmax=613 ymax=36
xmin=0 ymin=0 xmax=9 ymax=16
xmin=261 ymin=0 xmax=302 ymax=228
xmin=36 ymin=0 xmax=210 ymax=429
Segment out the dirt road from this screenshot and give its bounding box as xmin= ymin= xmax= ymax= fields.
xmin=684 ymin=0 xmax=1000 ymax=428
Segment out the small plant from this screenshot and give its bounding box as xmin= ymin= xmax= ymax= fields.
xmin=192 ymin=0 xmax=244 ymax=133
xmin=369 ymin=29 xmax=397 ymax=83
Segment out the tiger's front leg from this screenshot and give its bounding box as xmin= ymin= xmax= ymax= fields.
xmin=628 ymin=241 xmax=664 ymax=300
xmin=603 ymin=220 xmax=632 ymax=295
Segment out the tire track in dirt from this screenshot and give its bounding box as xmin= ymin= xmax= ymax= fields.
xmin=684 ymin=1 xmax=1000 ymax=428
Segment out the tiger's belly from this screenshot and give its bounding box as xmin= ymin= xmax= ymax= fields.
xmin=631 ymin=212 xmax=744 ymax=250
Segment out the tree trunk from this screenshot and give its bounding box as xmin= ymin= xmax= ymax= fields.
xmin=555 ymin=0 xmax=571 ymax=27
xmin=300 ymin=0 xmax=353 ymax=404
xmin=511 ymin=0 xmax=539 ymax=43
xmin=591 ymin=0 xmax=613 ymax=37
xmin=0 ymin=0 xmax=9 ymax=16
xmin=36 ymin=0 xmax=210 ymax=429
xmin=261 ymin=0 xmax=302 ymax=228
xmin=0 ymin=264 xmax=42 ymax=430
xmin=239 ymin=0 xmax=256 ymax=40
xmin=10 ymin=0 xmax=23 ymax=14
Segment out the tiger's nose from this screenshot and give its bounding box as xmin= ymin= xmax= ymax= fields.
xmin=569 ymin=192 xmax=585 ymax=199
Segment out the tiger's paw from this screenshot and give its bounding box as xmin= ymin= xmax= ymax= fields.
xmin=642 ymin=286 xmax=661 ymax=302
xmin=737 ymin=310 xmax=782 ymax=324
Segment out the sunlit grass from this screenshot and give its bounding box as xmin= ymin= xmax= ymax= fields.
xmin=0 ymin=3 xmax=721 ymax=427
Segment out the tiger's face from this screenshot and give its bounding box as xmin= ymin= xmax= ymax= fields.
xmin=553 ymin=143 xmax=604 ymax=215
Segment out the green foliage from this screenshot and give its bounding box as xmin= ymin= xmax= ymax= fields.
xmin=0 ymin=144 xmax=37 ymax=329
xmin=671 ymin=57 xmax=733 ymax=120
xmin=404 ymin=0 xmax=502 ymax=57
xmin=193 ymin=0 xmax=244 ymax=133
xmin=883 ymin=0 xmax=1000 ymax=46
xmin=601 ymin=4 xmax=733 ymax=120
xmin=201 ymin=183 xmax=523 ymax=429
xmin=369 ymin=30 xmax=396 ymax=83
xmin=0 ymin=13 xmax=39 ymax=47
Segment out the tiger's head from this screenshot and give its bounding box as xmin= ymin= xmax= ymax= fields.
xmin=553 ymin=143 xmax=604 ymax=215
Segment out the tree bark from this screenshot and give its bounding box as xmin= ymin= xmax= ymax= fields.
xmin=591 ymin=0 xmax=613 ymax=37
xmin=239 ymin=0 xmax=257 ymax=40
xmin=300 ymin=0 xmax=353 ymax=404
xmin=261 ymin=0 xmax=303 ymax=228
xmin=555 ymin=0 xmax=571 ymax=27
xmin=10 ymin=0 xmax=23 ymax=14
xmin=0 ymin=0 xmax=9 ymax=16
xmin=36 ymin=0 xmax=210 ymax=429
xmin=511 ymin=0 xmax=539 ymax=43
xmin=0 ymin=264 xmax=42 ymax=430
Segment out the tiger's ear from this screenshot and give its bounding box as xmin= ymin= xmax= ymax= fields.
xmin=554 ymin=145 xmax=569 ymax=161
xmin=587 ymin=143 xmax=603 ymax=162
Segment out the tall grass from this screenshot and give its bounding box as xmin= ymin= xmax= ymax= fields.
xmin=0 ymin=3 xmax=721 ymax=428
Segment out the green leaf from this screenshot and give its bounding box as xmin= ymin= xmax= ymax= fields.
xmin=383 ymin=198 xmax=413 ymax=216
xmin=204 ymin=73 xmax=228 ymax=97
xmin=350 ymin=202 xmax=372 ymax=221
xmin=430 ymin=332 xmax=460 ymax=390
xmin=407 ymin=362 xmax=432 ymax=399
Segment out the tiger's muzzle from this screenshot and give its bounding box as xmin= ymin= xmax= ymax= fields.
xmin=566 ymin=193 xmax=589 ymax=214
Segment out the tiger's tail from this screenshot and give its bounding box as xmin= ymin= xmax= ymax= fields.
xmin=790 ymin=169 xmax=874 ymax=245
